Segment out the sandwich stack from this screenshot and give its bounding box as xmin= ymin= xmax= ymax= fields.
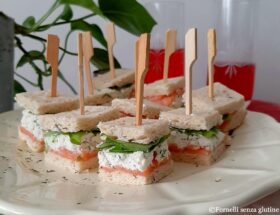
xmin=39 ymin=33 xmax=120 ymax=172
xmin=143 ymin=29 xmax=184 ymax=108
xmin=92 ymin=23 xmax=135 ymax=100
xmin=40 ymin=106 xmax=119 ymax=172
xmin=97 ymin=34 xmax=173 ymax=185
xmin=192 ymin=82 xmax=246 ymax=133
xmin=81 ymin=31 xmax=129 ymax=106
xmin=160 ymin=29 xmax=228 ymax=166
xmin=188 ymin=29 xmax=246 ymax=133
xmin=16 ymin=35 xmax=79 ymax=152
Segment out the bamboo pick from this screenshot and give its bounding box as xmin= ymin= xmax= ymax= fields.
xmin=78 ymin=33 xmax=85 ymax=115
xmin=46 ymin=34 xmax=59 ymax=97
xmin=134 ymin=39 xmax=139 ymax=98
xmin=106 ymin=22 xmax=116 ymax=79
xmin=82 ymin=32 xmax=94 ymax=95
xmin=135 ymin=33 xmax=150 ymax=126
xmin=163 ymin=29 xmax=177 ymax=81
xmin=207 ymin=28 xmax=216 ymax=100
xmin=185 ymin=28 xmax=197 ymax=115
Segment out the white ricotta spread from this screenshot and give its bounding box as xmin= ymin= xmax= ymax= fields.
xmin=98 ymin=141 xmax=170 ymax=171
xmin=44 ymin=132 xmax=100 ymax=153
xmin=169 ymin=130 xmax=225 ymax=151
xmin=21 ymin=110 xmax=43 ymax=140
xmin=172 ymin=94 xmax=184 ymax=108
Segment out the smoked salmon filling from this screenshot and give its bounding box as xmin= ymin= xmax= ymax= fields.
xmin=44 ymin=129 xmax=100 ymax=161
xmin=49 ymin=148 xmax=97 ymax=161
xmin=145 ymin=88 xmax=184 ymax=107
xmin=19 ymin=126 xmax=44 ymax=145
xmin=218 ymin=112 xmax=235 ymax=130
xmin=169 ymin=144 xmax=211 ymax=156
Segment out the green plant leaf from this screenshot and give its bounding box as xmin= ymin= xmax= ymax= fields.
xmin=59 ymin=0 xmax=102 ymax=16
xmin=14 ymin=80 xmax=26 ymax=96
xmin=98 ymin=0 xmax=156 ymax=36
xmin=60 ymin=5 xmax=73 ymax=21
xmin=17 ymin=50 xmax=45 ymax=68
xmin=71 ymin=20 xmax=107 ymax=48
xmin=91 ymin=48 xmax=121 ymax=70
xmin=22 ymin=16 xmax=36 ymax=29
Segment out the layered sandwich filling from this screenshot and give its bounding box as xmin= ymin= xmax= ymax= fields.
xmin=145 ymin=87 xmax=184 ymax=108
xmin=218 ymin=112 xmax=235 ymax=130
xmin=109 ymin=83 xmax=134 ymax=98
xmin=44 ymin=129 xmax=100 ymax=161
xmin=20 ymin=110 xmax=44 ymax=144
xmin=168 ymin=126 xmax=225 ymax=155
xmin=97 ymin=134 xmax=171 ymax=176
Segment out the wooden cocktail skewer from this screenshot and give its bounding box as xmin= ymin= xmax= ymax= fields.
xmin=207 ymin=28 xmax=216 ymax=100
xmin=106 ymin=22 xmax=116 ymax=79
xmin=135 ymin=33 xmax=150 ymax=126
xmin=134 ymin=39 xmax=139 ymax=97
xmin=78 ymin=33 xmax=85 ymax=115
xmin=185 ymin=28 xmax=197 ymax=115
xmin=82 ymin=32 xmax=94 ymax=95
xmin=163 ymin=29 xmax=177 ymax=81
xmin=46 ymin=34 xmax=59 ymax=97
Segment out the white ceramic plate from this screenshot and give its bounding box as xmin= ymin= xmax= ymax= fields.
xmin=0 ymin=110 xmax=280 ymax=215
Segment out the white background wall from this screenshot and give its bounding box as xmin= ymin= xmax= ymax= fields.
xmin=1 ymin=0 xmax=279 ymax=102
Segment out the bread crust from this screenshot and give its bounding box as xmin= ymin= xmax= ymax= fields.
xmin=98 ymin=117 xmax=170 ymax=144
xmin=93 ymin=69 xmax=134 ymax=89
xmin=39 ymin=106 xmax=120 ymax=132
xmin=144 ymin=77 xmax=184 ymax=96
xmin=15 ymin=91 xmax=79 ymax=115
xmin=98 ymin=160 xmax=173 ymax=185
xmin=85 ymin=86 xmax=135 ymax=106
xmin=85 ymin=89 xmax=120 ymax=105
xmin=192 ymin=82 xmax=245 ymax=115
xmin=112 ymin=98 xmax=171 ymax=119
xmin=170 ymin=136 xmax=228 ymax=166
xmin=160 ymin=108 xmax=222 ymax=130
xmin=45 ymin=150 xmax=98 ymax=172
xmin=18 ymin=128 xmax=44 ymax=152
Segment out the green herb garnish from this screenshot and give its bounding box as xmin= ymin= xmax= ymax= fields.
xmin=44 ymin=128 xmax=100 ymax=145
xmin=97 ymin=134 xmax=170 ymax=153
xmin=169 ymin=126 xmax=219 ymax=138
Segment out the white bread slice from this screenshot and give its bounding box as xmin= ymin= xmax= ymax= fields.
xmin=15 ymin=91 xmax=79 ymax=115
xmin=98 ymin=160 xmax=173 ymax=185
xmin=85 ymin=86 xmax=135 ymax=106
xmin=111 ymin=98 xmax=171 ymax=119
xmin=160 ymin=107 xmax=222 ymax=130
xmin=93 ymin=69 xmax=134 ymax=89
xmin=170 ymin=136 xmax=228 ymax=165
xmin=45 ymin=150 xmax=97 ymax=172
xmin=18 ymin=128 xmax=44 ymax=152
xmin=220 ymin=106 xmax=247 ymax=133
xmin=85 ymin=88 xmax=120 ymax=105
xmin=98 ymin=117 xmax=170 ymax=144
xmin=144 ymin=76 xmax=184 ymax=97
xmin=192 ymin=82 xmax=245 ymax=114
xmin=39 ymin=106 xmax=120 ymax=132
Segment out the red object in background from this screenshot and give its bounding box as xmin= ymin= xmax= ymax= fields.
xmin=214 ymin=63 xmax=255 ymax=100
xmin=145 ymin=49 xmax=184 ymax=83
xmin=248 ymin=100 xmax=280 ymax=122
